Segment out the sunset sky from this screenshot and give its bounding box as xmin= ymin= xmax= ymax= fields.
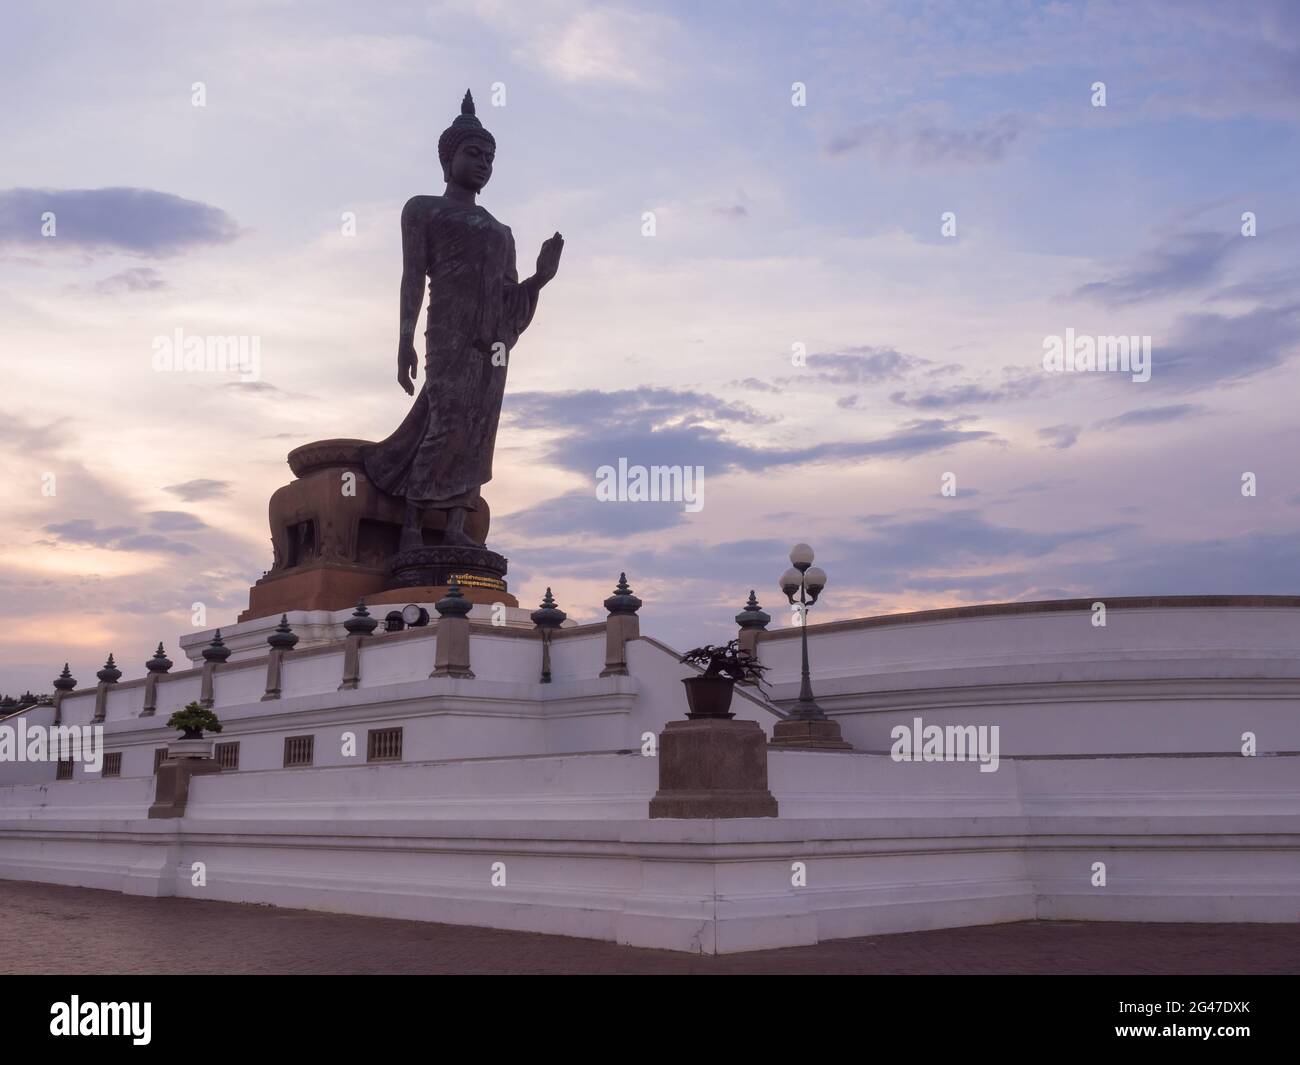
xmin=3 ymin=0 xmax=1299 ymax=694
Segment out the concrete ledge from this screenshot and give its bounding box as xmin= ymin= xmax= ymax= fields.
xmin=1 ymin=808 xmax=1296 ymax=953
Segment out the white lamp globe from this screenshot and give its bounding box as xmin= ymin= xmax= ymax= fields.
xmin=805 ymin=566 xmax=827 ymax=594
xmin=779 ymin=567 xmax=802 ymax=597
xmin=789 ymin=542 xmax=814 ymax=568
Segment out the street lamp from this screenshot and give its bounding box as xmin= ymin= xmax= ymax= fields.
xmin=780 ymin=542 xmax=830 ymax=721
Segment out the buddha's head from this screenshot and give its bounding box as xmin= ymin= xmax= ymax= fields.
xmin=439 ymin=90 xmax=496 ymax=192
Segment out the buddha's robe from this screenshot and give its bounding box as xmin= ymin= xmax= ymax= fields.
xmin=363 ymin=195 xmax=538 ymax=509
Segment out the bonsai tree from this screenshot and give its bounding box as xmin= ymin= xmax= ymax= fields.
xmin=679 ymin=640 xmax=768 ymax=687
xmin=166 ymin=701 xmax=223 ymax=740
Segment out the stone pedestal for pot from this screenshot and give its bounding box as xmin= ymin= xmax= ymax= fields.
xmin=148 ymin=738 xmax=221 ymax=819
xmin=649 ymin=716 xmax=778 ymax=819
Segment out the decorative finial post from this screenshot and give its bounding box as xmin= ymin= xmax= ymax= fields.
xmin=339 ymin=599 xmax=378 ymax=691
xmin=202 ymin=629 xmax=232 ymax=663
xmin=267 ymin=615 xmax=299 ymax=651
xmin=142 ymin=643 xmax=173 ymax=717
xmin=92 ymin=653 xmax=120 ymax=723
xmin=52 ymin=662 xmax=76 ymax=725
xmin=199 ymin=629 xmax=230 ymax=708
xmin=530 ymin=587 xmax=567 ymax=683
xmin=600 ymin=572 xmax=642 ymax=677
xmin=262 ymin=616 xmax=299 ymax=702
xmin=432 ymin=579 xmax=475 ymax=678
xmin=735 ymin=590 xmax=771 ymax=665
xmin=344 ymin=598 xmax=379 ymax=636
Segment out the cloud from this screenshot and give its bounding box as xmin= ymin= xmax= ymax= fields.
xmin=162 ymin=478 xmax=231 ymax=501
xmin=41 ymin=519 xmax=197 ymax=555
xmin=0 ymin=187 xmax=239 ymax=257
xmin=506 ymin=388 xmax=998 ymax=476
xmin=804 ymin=347 xmax=924 ymax=385
xmin=1037 ymin=424 xmax=1080 ymax=450
xmin=147 ymin=510 xmax=208 ymax=532
xmin=505 ymin=488 xmax=693 ymax=539
xmin=890 ymin=369 xmax=1044 ymax=409
xmin=616 ymin=508 xmax=1129 ymax=602
xmin=92 ymin=267 xmax=166 ymax=294
xmin=826 ymin=114 xmax=1027 ymax=167
xmin=531 ymin=7 xmax=680 ymax=87
xmin=1073 ymin=231 xmax=1237 ymax=305
xmin=712 ymin=203 xmax=748 ymax=219
xmin=224 ymin=381 xmax=284 ymax=394
xmin=1094 ymin=404 xmax=1208 ymax=430
xmin=1154 ymin=304 xmax=1300 ymax=391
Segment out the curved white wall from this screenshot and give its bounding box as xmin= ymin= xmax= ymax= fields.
xmin=757 ymin=599 xmax=1300 ymax=755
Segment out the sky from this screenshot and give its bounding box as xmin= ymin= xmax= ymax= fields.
xmin=2 ymin=0 xmax=1299 ymax=694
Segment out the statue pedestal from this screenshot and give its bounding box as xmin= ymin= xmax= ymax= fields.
xmin=389 ymin=545 xmax=509 ymax=596
xmin=241 ymin=439 xmax=512 ymax=619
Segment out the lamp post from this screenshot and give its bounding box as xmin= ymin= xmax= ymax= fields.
xmin=770 ymin=543 xmax=850 ymax=749
xmin=780 ymin=543 xmax=829 ymax=721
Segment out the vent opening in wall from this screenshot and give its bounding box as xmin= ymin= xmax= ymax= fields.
xmin=284 ymin=735 xmax=314 ymax=767
xmin=367 ymin=727 xmax=403 ymax=762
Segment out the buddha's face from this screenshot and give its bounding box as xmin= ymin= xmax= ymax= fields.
xmin=447 ymin=137 xmax=494 ymax=192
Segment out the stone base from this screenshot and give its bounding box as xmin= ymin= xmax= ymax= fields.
xmin=241 ymin=437 xmax=497 ymax=621
xmin=368 ymin=585 xmax=518 ymax=609
xmin=241 ymin=563 xmax=387 ymax=621
xmin=770 ymin=717 xmax=853 ymax=750
xmin=148 ymin=757 xmax=221 ymax=820
xmin=388 ymin=545 xmax=508 ymax=595
xmin=241 ymin=565 xmax=519 ymax=619
xmin=649 ymin=718 xmax=778 ymax=819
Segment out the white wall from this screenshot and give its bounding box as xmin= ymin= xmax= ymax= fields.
xmin=758 ymin=603 xmax=1300 ymax=755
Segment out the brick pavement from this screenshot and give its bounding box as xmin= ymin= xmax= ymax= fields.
xmin=1 ymin=879 xmax=1296 ymax=974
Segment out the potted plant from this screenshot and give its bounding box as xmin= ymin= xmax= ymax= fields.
xmin=164 ymin=701 xmax=223 ymax=760
xmin=678 ymin=640 xmax=768 ymax=719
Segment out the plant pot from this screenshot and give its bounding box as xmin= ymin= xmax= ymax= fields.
xmin=682 ymin=675 xmax=736 ymax=719
xmin=167 ymin=738 xmax=214 ymax=760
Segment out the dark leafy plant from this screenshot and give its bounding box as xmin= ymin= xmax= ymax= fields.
xmin=679 ymin=640 xmax=768 ymax=685
xmin=166 ymin=701 xmax=223 ymax=739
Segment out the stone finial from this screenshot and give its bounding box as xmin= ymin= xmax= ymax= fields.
xmin=201 ymin=629 xmax=232 ymax=664
xmin=603 ymin=572 xmax=642 ymax=616
xmin=146 ymin=643 xmax=174 ymax=674
xmin=267 ymin=614 xmax=300 ymax=651
xmin=435 ymin=577 xmax=473 ymax=619
xmin=431 ymin=578 xmax=475 ymax=679
xmin=530 ymin=587 xmax=567 ymax=630
xmin=344 ymin=598 xmax=379 ymax=636
xmin=96 ymin=654 xmax=122 ymax=684
xmin=53 ymin=663 xmax=77 ymax=692
xmin=736 ymin=590 xmax=771 ymax=630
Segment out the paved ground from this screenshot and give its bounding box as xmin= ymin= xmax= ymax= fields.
xmin=2 ymin=879 xmax=1296 ymax=974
